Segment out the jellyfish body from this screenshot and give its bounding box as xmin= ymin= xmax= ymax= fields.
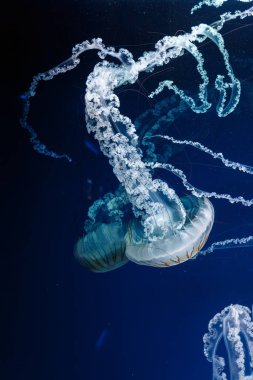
xmin=75 ymin=194 xmax=214 ymax=271
xmin=126 ymin=195 xmax=214 ymax=267
xmin=204 ymin=304 xmax=253 ymax=380
xmin=74 ymin=222 xmax=128 ymax=273
xmin=74 ymin=188 xmax=130 ymax=272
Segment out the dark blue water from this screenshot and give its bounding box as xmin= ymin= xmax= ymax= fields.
xmin=1 ymin=1 xmax=253 ymax=379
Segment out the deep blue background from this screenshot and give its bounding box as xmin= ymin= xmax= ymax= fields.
xmin=1 ymin=1 xmax=253 ymax=379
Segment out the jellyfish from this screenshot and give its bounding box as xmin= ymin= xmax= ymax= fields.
xmin=203 ymin=304 xmax=253 ymax=380
xmin=74 ymin=188 xmax=131 ymax=272
xmin=21 ymin=1 xmax=253 ymax=272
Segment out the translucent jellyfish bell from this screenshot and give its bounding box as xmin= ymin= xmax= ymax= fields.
xmin=126 ymin=195 xmax=214 ymax=267
xmin=74 ymin=222 xmax=128 ymax=273
xmin=74 ymin=189 xmax=130 ymax=273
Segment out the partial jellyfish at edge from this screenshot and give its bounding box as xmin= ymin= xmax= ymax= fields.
xmin=204 ymin=304 xmax=253 ymax=380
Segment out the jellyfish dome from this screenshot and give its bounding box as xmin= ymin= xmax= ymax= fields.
xmin=74 ymin=188 xmax=130 ymax=272
xmin=126 ymin=195 xmax=214 ymax=267
xmin=74 ymin=222 xmax=128 ymax=272
xmin=21 ymin=1 xmax=253 ymax=272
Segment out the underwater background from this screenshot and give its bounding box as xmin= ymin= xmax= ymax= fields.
xmin=1 ymin=0 xmax=253 ymax=379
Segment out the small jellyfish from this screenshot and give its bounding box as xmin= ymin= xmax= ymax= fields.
xmin=75 ymin=222 xmax=128 ymax=273
xmin=74 ymin=188 xmax=130 ymax=272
